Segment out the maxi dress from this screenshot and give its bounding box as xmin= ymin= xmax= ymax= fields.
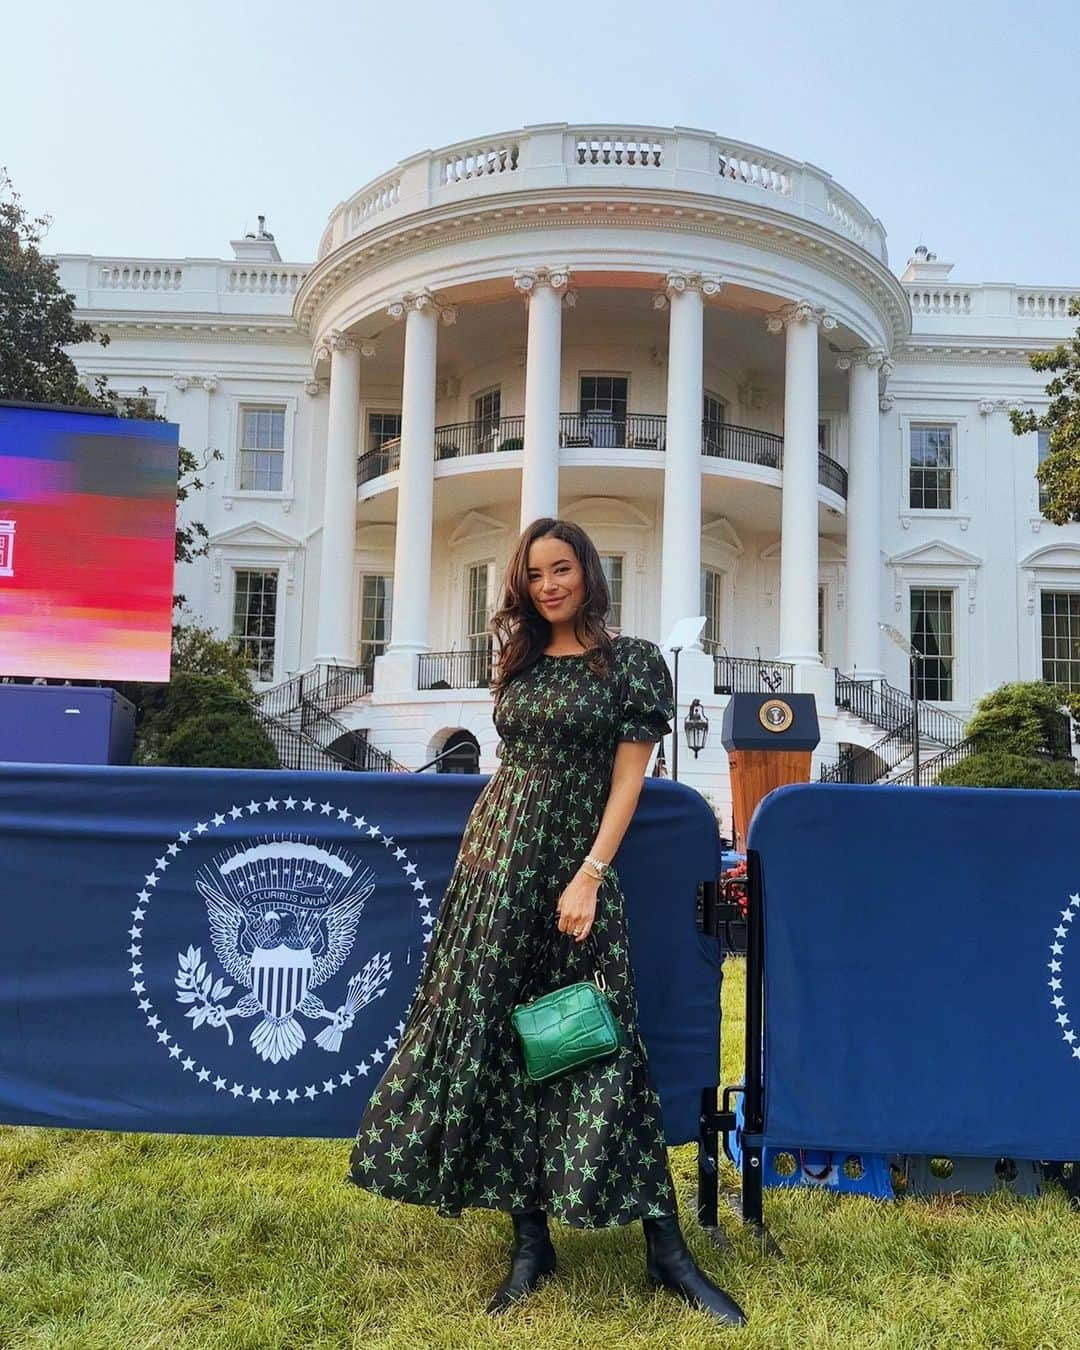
xmin=349 ymin=635 xmax=678 ymax=1228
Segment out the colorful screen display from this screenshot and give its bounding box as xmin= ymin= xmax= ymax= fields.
xmin=0 ymin=403 xmax=178 ymax=682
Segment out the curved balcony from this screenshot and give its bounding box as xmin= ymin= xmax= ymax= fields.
xmin=357 ymin=414 xmax=848 ymax=497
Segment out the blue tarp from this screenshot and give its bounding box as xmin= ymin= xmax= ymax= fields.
xmin=0 ymin=764 xmax=723 ymax=1143
xmin=751 ymin=783 xmax=1080 ymax=1160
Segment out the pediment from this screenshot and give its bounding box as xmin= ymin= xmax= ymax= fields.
xmin=448 ymin=510 xmax=508 ymax=545
xmin=209 ymin=520 xmax=301 ymax=549
xmin=758 ymin=538 xmax=845 ymax=563
xmin=1020 ymin=542 xmax=1080 ymax=570
xmin=560 ymin=497 xmax=651 ymax=529
xmin=702 ymin=516 xmax=744 ymax=555
xmin=887 ymin=539 xmax=982 ymax=568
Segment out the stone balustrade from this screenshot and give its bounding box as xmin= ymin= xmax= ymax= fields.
xmin=315 ymin=122 xmax=889 ymax=263
xmin=53 ymin=256 xmax=310 ymax=317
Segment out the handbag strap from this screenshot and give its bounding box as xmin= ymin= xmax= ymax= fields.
xmin=582 ymin=932 xmax=608 ymax=992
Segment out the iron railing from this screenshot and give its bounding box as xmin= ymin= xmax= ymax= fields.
xmin=819 ymin=723 xmax=914 ymax=785
xmin=418 ymin=647 xmax=494 ymax=690
xmin=435 ymin=416 xmax=526 ymax=458
xmin=710 ymin=652 xmax=794 ymax=695
xmin=817 ymin=451 xmax=848 ymax=497
xmin=701 ymin=421 xmax=781 ymax=470
xmin=835 ymin=673 xmax=967 ymax=746
xmin=357 ymin=413 xmax=849 ymax=497
xmin=889 ymin=735 xmax=980 ymax=786
xmin=558 ymin=411 xmax=668 ymax=449
xmin=257 ymin=663 xmax=371 ymax=720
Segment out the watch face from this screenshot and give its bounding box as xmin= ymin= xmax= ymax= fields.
xmin=758 ymin=698 xmax=794 ymax=734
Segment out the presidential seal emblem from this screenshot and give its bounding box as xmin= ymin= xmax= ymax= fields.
xmin=127 ymin=793 xmax=433 ymax=1106
xmin=758 ymin=698 xmax=794 ymax=734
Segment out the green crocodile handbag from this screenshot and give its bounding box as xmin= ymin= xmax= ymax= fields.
xmin=511 ymin=949 xmax=621 ymax=1083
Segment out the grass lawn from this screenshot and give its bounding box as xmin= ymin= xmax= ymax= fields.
xmin=2 ymin=959 xmax=1079 ymax=1349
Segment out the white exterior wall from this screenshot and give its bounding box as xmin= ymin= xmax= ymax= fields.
xmin=51 ymin=124 xmax=1080 ymax=829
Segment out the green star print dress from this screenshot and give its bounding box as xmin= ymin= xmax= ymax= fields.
xmin=349 ymin=635 xmax=677 ymax=1228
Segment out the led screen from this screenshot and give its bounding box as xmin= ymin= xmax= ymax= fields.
xmin=0 ymin=403 xmax=178 ymax=682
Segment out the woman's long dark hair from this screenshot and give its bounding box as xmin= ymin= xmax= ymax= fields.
xmin=489 ymin=518 xmax=614 ymax=701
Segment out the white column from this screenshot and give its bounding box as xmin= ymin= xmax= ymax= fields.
xmin=841 ymin=348 xmax=889 ymax=677
xmin=514 ymin=266 xmax=570 ymax=530
xmin=375 ymin=290 xmax=456 ymax=692
xmin=658 ymin=273 xmax=721 ymax=647
xmin=314 ymin=334 xmax=363 ymax=665
xmin=768 ymin=300 xmax=836 ymax=668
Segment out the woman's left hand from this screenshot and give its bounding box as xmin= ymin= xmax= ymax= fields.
xmin=556 ymin=872 xmax=600 ymax=943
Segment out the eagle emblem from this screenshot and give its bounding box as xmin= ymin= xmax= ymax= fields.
xmin=177 ymin=837 xmax=393 ymax=1064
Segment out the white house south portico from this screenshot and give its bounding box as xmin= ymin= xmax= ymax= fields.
xmin=56 ymin=123 xmax=1080 ymax=827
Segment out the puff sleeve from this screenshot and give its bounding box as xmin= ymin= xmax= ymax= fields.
xmin=616 ymin=638 xmax=674 ymax=743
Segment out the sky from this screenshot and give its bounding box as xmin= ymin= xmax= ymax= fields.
xmin=4 ymin=0 xmax=1077 ymax=285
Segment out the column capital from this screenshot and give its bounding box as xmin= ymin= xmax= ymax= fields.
xmin=836 ymin=346 xmax=891 ymax=372
xmin=653 ymin=271 xmax=723 ymax=309
xmin=172 ymin=374 xmax=191 ymax=392
xmin=766 ymin=300 xmax=839 ymax=334
xmin=513 ymin=265 xmax=571 ymax=296
xmin=315 ymin=332 xmax=377 ymax=363
xmin=387 ymin=290 xmax=456 ymax=324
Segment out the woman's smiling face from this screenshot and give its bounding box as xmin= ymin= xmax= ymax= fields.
xmin=526 ymin=535 xmax=585 ymax=625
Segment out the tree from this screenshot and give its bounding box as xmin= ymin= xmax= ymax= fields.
xmin=0 ymin=169 xmax=107 ymax=405
xmin=1010 ymin=297 xmax=1080 ymax=525
xmin=0 ymin=171 xmax=221 ymax=605
xmin=136 ymin=670 xmax=278 ymax=770
xmin=937 ymin=681 xmax=1079 ymax=789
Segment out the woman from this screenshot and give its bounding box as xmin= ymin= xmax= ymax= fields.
xmin=349 ymin=517 xmax=744 ymax=1325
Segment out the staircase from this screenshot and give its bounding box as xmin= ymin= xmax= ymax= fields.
xmin=254 ymin=663 xmax=410 ymax=773
xmin=823 ymin=673 xmax=975 ymax=785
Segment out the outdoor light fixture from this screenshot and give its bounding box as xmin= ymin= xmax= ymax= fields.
xmin=879 ymin=621 xmax=925 ymax=786
xmin=663 ymin=616 xmax=708 ymax=783
xmin=685 ymin=698 xmax=709 ymax=758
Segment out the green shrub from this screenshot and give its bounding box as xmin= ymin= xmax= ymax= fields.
xmin=966 ymin=681 xmax=1074 ymax=758
xmin=938 ymin=750 xmax=1079 ymax=790
xmin=137 ymin=671 xmax=277 ymax=768
xmin=498 ymin=436 xmax=524 ymax=452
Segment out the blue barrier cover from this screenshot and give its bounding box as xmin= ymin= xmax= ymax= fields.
xmin=750 ymin=783 xmax=1080 ymax=1160
xmin=0 ymin=765 xmax=722 ymax=1143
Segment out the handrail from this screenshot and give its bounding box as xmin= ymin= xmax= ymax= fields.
xmin=418 ymin=647 xmax=494 ymax=691
xmin=889 ymin=735 xmax=980 ymax=786
xmin=358 ymin=413 xmax=848 ymax=498
xmin=819 ymin=722 xmax=913 ymax=785
xmin=835 ymin=672 xmax=966 ymax=746
xmin=710 ymin=652 xmax=794 ymax=694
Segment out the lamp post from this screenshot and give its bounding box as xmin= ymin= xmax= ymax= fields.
xmin=663 ymin=616 xmax=708 ymax=783
xmin=879 ymin=622 xmax=924 ymax=786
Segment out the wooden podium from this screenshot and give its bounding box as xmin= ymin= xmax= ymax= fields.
xmin=721 ymin=694 xmax=820 ymax=851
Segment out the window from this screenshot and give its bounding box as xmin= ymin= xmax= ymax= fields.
xmin=233 ymin=569 xmax=278 ymax=682
xmin=368 ymin=412 xmax=402 ymax=452
xmin=359 ymin=575 xmax=393 ymax=673
xmin=238 ymin=407 xmax=285 ymax=491
xmin=909 ymin=424 xmax=954 ymax=510
xmin=1038 ymin=429 xmax=1052 ymax=515
xmin=910 ymin=588 xmax=954 ymax=702
xmin=818 ymin=585 xmax=827 ymax=662
xmin=704 ymin=394 xmax=726 ymax=452
xmin=600 ymin=554 xmax=623 ymax=630
xmin=700 ymin=566 xmax=723 ymax=653
xmin=474 ymin=387 xmax=501 ymax=435
xmin=818 ymin=421 xmax=830 ymax=453
xmin=1041 ymin=591 xmax=1080 ymax=690
xmin=579 ymin=375 xmax=628 ymax=446
xmin=466 ymin=561 xmax=494 ymax=679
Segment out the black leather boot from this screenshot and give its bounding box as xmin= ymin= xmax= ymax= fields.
xmin=642 ymin=1213 xmax=746 ymax=1325
xmin=485 ymin=1208 xmax=557 ymax=1314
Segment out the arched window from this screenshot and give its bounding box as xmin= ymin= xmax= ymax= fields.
xmin=437 ymin=729 xmax=481 ymax=774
